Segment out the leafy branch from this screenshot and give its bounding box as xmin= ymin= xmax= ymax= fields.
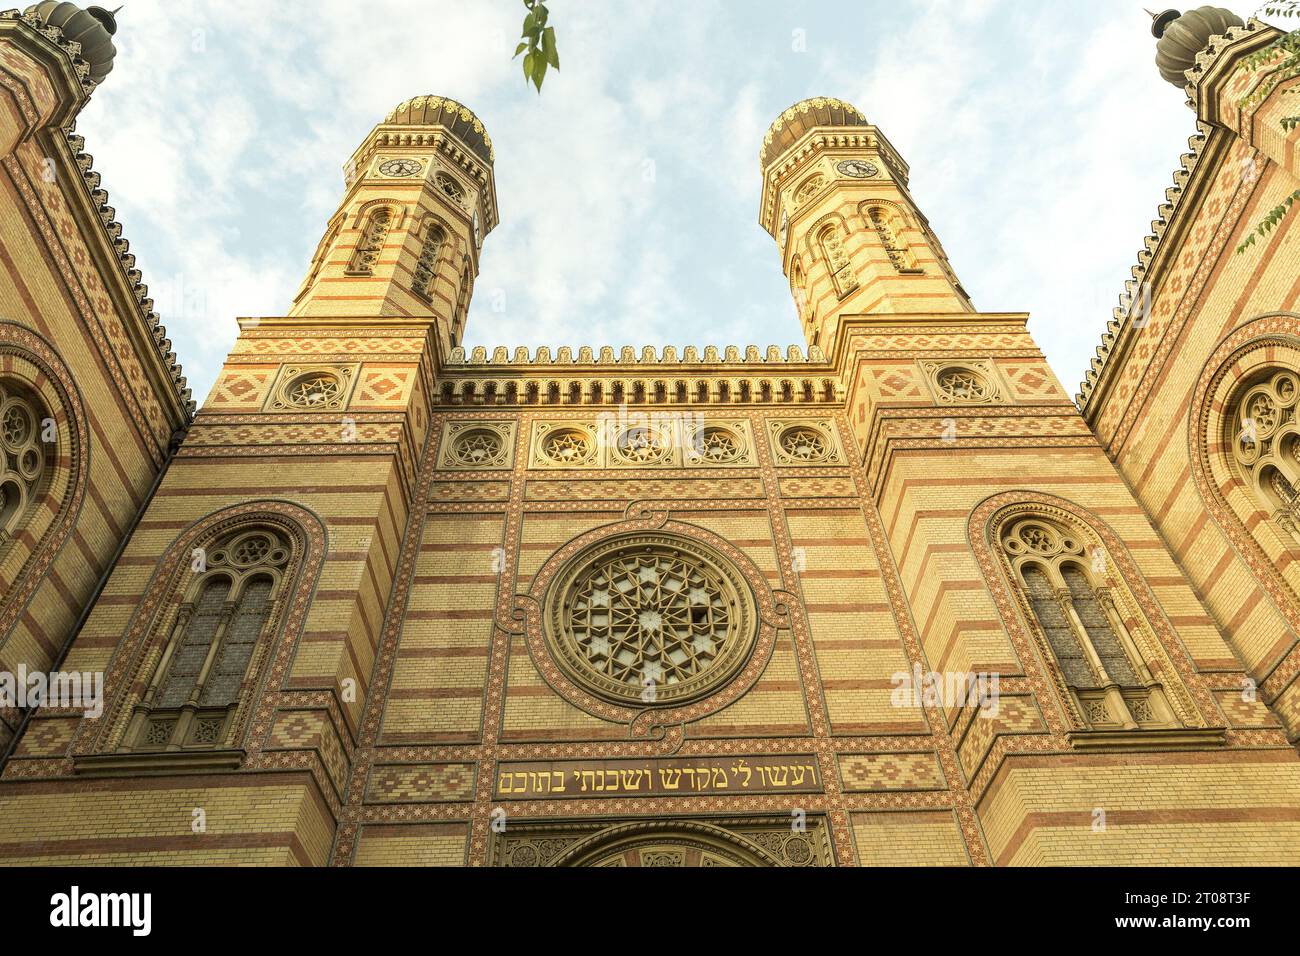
xmin=514 ymin=0 xmax=560 ymax=93
xmin=1238 ymin=1 xmax=1300 ymax=252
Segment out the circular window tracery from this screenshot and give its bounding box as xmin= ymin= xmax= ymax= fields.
xmin=285 ymin=373 xmax=344 ymax=409
xmin=1227 ymin=369 xmax=1300 ymax=519
xmin=545 ymin=534 xmax=757 ymax=707
xmin=451 ymin=428 xmax=505 ymax=466
xmin=612 ymin=425 xmax=672 ymax=466
xmin=778 ymin=426 xmax=832 ymax=463
xmin=936 ymin=367 xmax=993 ymax=403
xmin=208 ymin=530 xmax=290 ymax=571
xmin=543 ymin=428 xmax=594 ymax=466
xmin=697 ymin=426 xmax=744 ymax=464
xmin=0 ymin=382 xmax=47 ymax=536
xmin=1001 ymin=519 xmax=1082 ymax=560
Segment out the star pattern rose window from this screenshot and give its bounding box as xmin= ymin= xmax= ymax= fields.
xmin=453 ymin=430 xmax=504 ymax=466
xmin=780 ymin=427 xmax=830 ymax=462
xmin=699 ymin=427 xmax=742 ymax=463
xmin=287 ymin=374 xmax=342 ymax=409
xmin=544 ymin=430 xmax=592 ymax=465
xmin=548 ymin=537 xmax=757 ymax=708
xmin=614 ymin=427 xmax=671 ymax=465
xmin=937 ymin=368 xmax=992 ymax=403
xmin=568 ymin=550 xmax=731 ymax=693
xmin=2 ymin=404 xmax=32 ymax=447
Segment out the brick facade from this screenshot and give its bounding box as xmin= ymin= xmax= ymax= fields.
xmin=1 ymin=6 xmax=1299 ymax=867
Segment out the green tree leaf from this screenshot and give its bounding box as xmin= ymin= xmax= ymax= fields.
xmin=543 ymin=26 xmax=560 ymax=69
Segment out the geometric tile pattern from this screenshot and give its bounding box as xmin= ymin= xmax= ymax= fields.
xmin=366 ymin=764 xmax=477 ymax=803
xmin=839 ymin=752 xmax=946 ymax=792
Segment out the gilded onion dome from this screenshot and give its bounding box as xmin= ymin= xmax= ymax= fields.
xmin=1150 ymin=6 xmax=1245 ymax=87
xmin=383 ymin=95 xmax=494 ymax=164
xmin=25 ymin=1 xmax=120 ymax=84
xmin=761 ymin=96 xmax=868 ymax=168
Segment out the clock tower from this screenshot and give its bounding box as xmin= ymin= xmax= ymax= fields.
xmin=759 ymin=98 xmax=973 ymax=356
xmin=290 ymin=95 xmax=499 ymax=358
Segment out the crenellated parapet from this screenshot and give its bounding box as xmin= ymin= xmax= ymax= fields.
xmin=447 ymin=343 xmax=825 ymax=366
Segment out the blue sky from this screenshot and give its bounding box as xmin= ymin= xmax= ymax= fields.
xmin=72 ymin=1 xmax=1276 ymax=404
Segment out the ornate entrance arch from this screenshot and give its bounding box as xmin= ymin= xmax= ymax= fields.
xmin=553 ymin=821 xmax=782 ymax=868
xmin=491 ymin=816 xmax=834 ymax=867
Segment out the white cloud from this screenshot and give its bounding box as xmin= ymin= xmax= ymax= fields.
xmin=69 ymin=0 xmax=1231 ymax=402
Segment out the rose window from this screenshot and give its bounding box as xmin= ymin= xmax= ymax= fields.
xmin=286 ymin=374 xmax=343 ymax=409
xmin=613 ymin=426 xmax=671 ymax=465
xmin=698 ymin=427 xmax=743 ymax=464
xmin=544 ymin=429 xmax=592 ymax=465
xmin=1229 ymin=371 xmax=1300 ymax=530
xmin=231 ymin=534 xmax=272 ymax=567
xmin=0 ymin=383 xmax=46 ymax=536
xmin=546 ymin=535 xmax=757 ymax=707
xmin=779 ymin=426 xmax=831 ymax=463
xmin=937 ymin=368 xmax=993 ymax=403
xmin=452 ymin=429 xmax=504 ymax=466
xmin=210 ymin=531 xmax=290 ymax=571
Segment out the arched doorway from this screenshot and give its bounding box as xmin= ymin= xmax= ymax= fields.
xmin=551 ymin=821 xmax=782 ymax=867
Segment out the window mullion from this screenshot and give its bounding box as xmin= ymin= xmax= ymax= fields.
xmin=122 ymin=603 xmax=193 ymax=750
xmin=1055 ymin=585 xmax=1138 ymax=730
xmin=170 ymin=600 xmax=238 ymax=748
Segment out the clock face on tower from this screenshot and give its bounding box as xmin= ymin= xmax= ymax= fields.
xmin=836 ymin=159 xmax=879 ymax=179
xmin=379 ymin=158 xmax=423 ymax=178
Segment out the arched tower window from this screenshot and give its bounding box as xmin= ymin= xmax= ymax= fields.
xmin=1000 ymin=515 xmax=1177 ymax=731
xmin=126 ymin=526 xmax=291 ymax=752
xmin=790 ymin=258 xmax=809 ymax=326
xmin=0 ymin=380 xmax=50 ymax=549
xmin=453 ymin=258 xmax=473 ymax=344
xmin=412 ymin=223 xmax=447 ymax=301
xmin=816 ymin=223 xmax=858 ymax=299
xmin=346 ymin=206 xmax=394 ymax=276
xmin=1226 ymin=369 xmax=1300 ymax=538
xmin=868 ymin=206 xmax=920 ymax=272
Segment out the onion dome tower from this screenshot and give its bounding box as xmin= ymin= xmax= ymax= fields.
xmin=25 ymin=1 xmax=120 ymax=85
xmin=758 ymin=96 xmax=973 ymax=355
xmin=1149 ymin=6 xmax=1245 ymax=86
xmin=290 ymin=95 xmax=499 ymax=358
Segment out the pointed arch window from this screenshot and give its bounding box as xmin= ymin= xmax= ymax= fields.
xmin=346 ymin=206 xmax=394 ymax=276
xmin=126 ymin=528 xmax=290 ymax=752
xmin=1226 ymin=369 xmax=1300 ymax=539
xmin=867 ymin=206 xmax=921 ymax=273
xmin=1001 ymin=516 xmax=1176 ymax=731
xmin=817 ymin=223 xmax=858 ymax=299
xmin=413 ymin=223 xmax=447 ymax=301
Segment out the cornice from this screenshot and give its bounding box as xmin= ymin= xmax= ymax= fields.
xmin=758 ymin=125 xmax=910 ymax=238
xmin=0 ymin=8 xmax=95 ymax=103
xmin=1184 ymin=18 xmax=1283 ymax=116
xmin=1077 ymin=121 xmax=1226 ymax=414
xmin=1 ymin=8 xmax=193 ymax=421
xmin=346 ymin=127 xmax=500 ymax=236
xmin=61 ymin=125 xmax=195 ymax=416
